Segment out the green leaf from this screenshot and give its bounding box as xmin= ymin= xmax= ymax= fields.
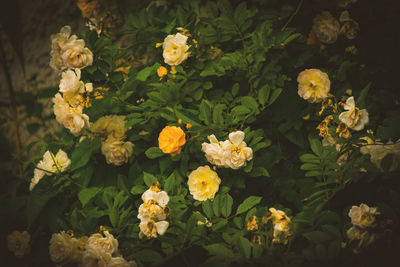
xmin=300 ymin=154 xmax=320 ymax=163
xmin=308 ymin=136 xmax=323 ymax=156
xmin=268 ymin=88 xmax=283 ymax=105
xmin=164 ymin=172 xmax=175 ymax=194
xmin=232 ymin=83 xmax=239 ymax=96
xmin=237 ymin=236 xmax=251 ymax=259
xmin=212 ymin=194 xmax=222 ymax=217
xmin=220 ymin=194 xmax=233 ymax=217
xmin=145 ymin=147 xmax=164 ymax=159
xmin=212 ymin=219 xmax=228 ymax=231
xmin=164 ymin=18 xmax=176 ymax=33
xmin=130 ymin=185 xmax=147 ymax=195
xmin=143 ymin=172 xmax=157 ymax=187
xmin=136 ymin=63 xmax=160 ymax=81
xmin=70 ymin=137 xmax=93 ymax=171
xmin=202 ymin=200 xmax=214 ymax=218
xmin=78 ymin=187 xmax=102 ymax=207
xmin=213 ymin=104 xmax=226 ymax=125
xmin=249 ymin=167 xmax=270 ymax=177
xmin=199 ymin=100 xmax=212 ymax=125
xmin=136 ymin=249 xmax=163 ymax=263
xmin=204 ymin=243 xmax=234 ymax=259
xmin=357 ymin=82 xmax=371 ymax=109
xmin=303 ymin=231 xmax=331 ymax=243
xmin=258 ymin=85 xmax=270 ymax=105
xmin=174 ymin=109 xmax=202 ymax=126
xmin=236 ymin=196 xmax=262 ymax=215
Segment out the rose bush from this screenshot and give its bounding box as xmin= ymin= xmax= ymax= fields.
xmin=2 ymin=0 xmax=400 ymax=266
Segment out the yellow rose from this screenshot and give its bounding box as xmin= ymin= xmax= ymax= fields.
xmin=7 ymin=231 xmax=30 ymax=258
xmin=187 ymin=166 xmax=221 ymax=201
xmin=297 ymin=69 xmax=330 ymax=103
xmin=162 ymin=33 xmax=190 ymax=66
xmin=91 ymin=115 xmax=128 ymax=139
xmin=158 ymin=126 xmax=186 ymax=156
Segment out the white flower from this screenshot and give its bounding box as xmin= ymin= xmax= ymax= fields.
xmin=139 ymin=219 xmax=169 ymax=238
xmin=222 ymin=131 xmax=253 ymax=169
xmin=49 ymin=231 xmax=82 ymax=264
xmin=201 ymin=135 xmax=226 ymax=167
xmin=339 ymin=97 xmax=369 ymax=131
xmin=138 ymin=201 xmax=167 ymax=221
xmin=61 ymin=38 xmax=93 ymax=69
xmin=107 ymin=257 xmax=137 ymax=267
xmin=162 ymin=32 xmax=190 ymax=66
xmin=29 ymin=150 xmax=70 ymax=191
xmin=101 ymin=137 xmax=134 ymax=166
xmin=59 ymin=69 xmax=82 ymax=94
xmin=348 ymin=203 xmax=378 ymax=228
xmin=53 ymin=93 xmax=90 ymax=136
xmin=50 ymin=25 xmax=93 ymax=71
xmin=141 ymin=189 xmax=170 ymax=208
xmin=88 ymin=230 xmax=119 ymax=255
xmin=7 ymin=231 xmax=30 ymax=258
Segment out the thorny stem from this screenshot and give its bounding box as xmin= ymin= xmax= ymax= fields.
xmin=0 ymin=38 xmax=23 ymax=178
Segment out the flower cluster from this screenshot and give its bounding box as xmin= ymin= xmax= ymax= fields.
xmin=29 ymin=149 xmax=70 ymax=191
xmin=7 ymin=231 xmax=31 ymax=258
xmin=188 ymin=166 xmax=221 ymax=201
xmin=91 ymin=115 xmax=134 ymax=166
xmin=138 ymin=183 xmax=170 ymax=238
xmin=50 ymin=25 xmax=93 ymax=72
xmin=202 ymin=131 xmax=253 ymax=170
xmin=49 ymin=229 xmax=136 ymax=266
xmin=53 ymin=68 xmax=92 ymax=136
xmin=346 ymin=204 xmax=379 ymax=253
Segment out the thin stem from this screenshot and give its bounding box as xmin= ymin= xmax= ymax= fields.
xmin=0 ymin=38 xmax=23 ymax=178
xmin=281 ymin=0 xmax=304 ymax=31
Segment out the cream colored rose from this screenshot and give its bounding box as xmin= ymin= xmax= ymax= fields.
xmin=101 ymin=137 xmax=134 ymax=166
xmin=312 ymin=11 xmax=340 ymax=44
xmin=7 ymin=231 xmax=30 ymax=258
xmin=88 ymin=230 xmax=119 ymax=255
xmin=139 ymin=219 xmax=169 ymax=238
xmin=221 ymin=131 xmax=253 ymax=170
xmin=360 ymin=138 xmax=400 ymax=171
xmin=61 ymin=38 xmax=93 ymax=69
xmin=201 ymin=135 xmax=226 ymax=167
xmin=49 ymin=231 xmax=82 ymax=264
xmin=162 ymin=32 xmax=190 ymax=66
xmin=81 ymin=245 xmax=112 ymax=267
xmin=297 ymin=69 xmax=330 ymax=103
xmin=188 ymin=166 xmax=221 ymax=201
xmin=348 ymin=203 xmax=378 ymax=228
xmin=107 ymin=257 xmax=137 ymax=267
xmin=91 ymin=115 xmax=128 ymax=139
xmin=53 ymin=93 xmax=90 ymax=136
xmin=50 ymin=26 xmax=75 ymax=71
xmin=59 ymin=68 xmax=82 ymax=94
xmin=339 ymin=97 xmax=369 ymax=131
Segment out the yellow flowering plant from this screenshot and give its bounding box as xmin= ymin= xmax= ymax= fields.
xmin=2 ymin=0 xmax=400 ymax=266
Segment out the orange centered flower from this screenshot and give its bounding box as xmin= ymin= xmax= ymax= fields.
xmin=158 ymin=126 xmax=186 ymax=156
